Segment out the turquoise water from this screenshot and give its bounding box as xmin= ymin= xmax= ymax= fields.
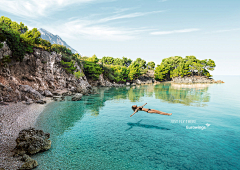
xmin=33 ymin=76 xmax=240 ymax=170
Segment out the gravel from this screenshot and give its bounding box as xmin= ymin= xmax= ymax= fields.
xmin=0 ymin=99 xmax=52 ymax=170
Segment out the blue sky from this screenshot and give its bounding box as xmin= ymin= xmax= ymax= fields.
xmin=0 ymin=0 xmax=239 ymax=75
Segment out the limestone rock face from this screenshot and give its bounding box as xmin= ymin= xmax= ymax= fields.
xmin=89 ymin=74 xmax=125 ymax=87
xmin=13 ymin=128 xmax=51 ymax=156
xmin=72 ymin=93 xmax=83 ymax=101
xmin=19 ymin=85 xmax=43 ymax=100
xmin=0 ymin=46 xmax=93 ymax=102
xmin=133 ymin=76 xmax=154 ymax=85
xmin=0 ymin=42 xmax=12 ymax=60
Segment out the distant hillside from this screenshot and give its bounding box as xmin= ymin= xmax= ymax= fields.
xmin=38 ymin=28 xmax=78 ymax=54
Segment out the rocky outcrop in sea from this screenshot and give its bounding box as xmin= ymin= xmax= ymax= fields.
xmin=172 ymin=76 xmax=224 ymax=84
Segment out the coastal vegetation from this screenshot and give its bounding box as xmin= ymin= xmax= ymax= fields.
xmin=154 ymin=56 xmax=216 ymax=81
xmin=0 ymin=16 xmax=216 ymax=83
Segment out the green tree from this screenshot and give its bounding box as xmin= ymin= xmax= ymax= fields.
xmin=134 ymin=58 xmax=146 ymax=69
xmin=128 ymin=62 xmax=141 ymax=80
xmin=84 ymin=61 xmax=103 ymax=80
xmin=0 ymin=16 xmax=41 ymax=61
xmin=101 ymin=56 xmax=114 ymax=65
xmin=147 ymin=61 xmax=155 ymax=70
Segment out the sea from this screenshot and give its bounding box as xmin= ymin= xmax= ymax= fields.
xmin=32 ymin=75 xmax=240 ymax=170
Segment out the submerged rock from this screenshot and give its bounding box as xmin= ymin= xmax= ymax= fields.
xmin=13 ymin=128 xmax=51 ymax=156
xmin=72 ymin=93 xmax=83 ymax=101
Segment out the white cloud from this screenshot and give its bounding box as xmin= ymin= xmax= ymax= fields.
xmin=98 ymin=11 xmax=164 ymax=23
xmin=42 ymin=10 xmax=163 ymax=41
xmin=213 ymin=28 xmax=240 ymax=33
xmin=0 ymin=0 xmax=94 ymax=18
xmin=45 ymin=19 xmax=146 ymax=41
xmin=150 ymin=28 xmax=200 ymax=35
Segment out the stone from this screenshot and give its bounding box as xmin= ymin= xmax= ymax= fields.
xmin=72 ymin=93 xmax=83 ymax=101
xmin=0 ymin=101 xmax=9 ymax=105
xmin=20 ymin=154 xmax=38 ymax=170
xmin=13 ymin=128 xmax=51 ymax=156
xmin=131 ymin=83 xmax=136 ymax=86
xmin=19 ymin=85 xmax=43 ymax=100
xmin=44 ymin=90 xmax=53 ymax=97
xmin=126 ymin=82 xmax=130 ymax=86
xmin=172 ymin=76 xmax=224 ymax=84
xmin=36 ymin=100 xmax=47 ymax=104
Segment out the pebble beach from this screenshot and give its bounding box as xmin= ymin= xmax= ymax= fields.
xmin=0 ymin=99 xmax=52 ymax=170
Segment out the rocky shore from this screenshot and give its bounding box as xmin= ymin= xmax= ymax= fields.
xmin=0 ymin=99 xmax=52 ymax=170
xmin=172 ymin=76 xmax=224 ymax=84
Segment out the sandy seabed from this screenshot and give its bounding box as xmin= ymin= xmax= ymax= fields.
xmin=0 ymin=99 xmax=52 ymax=170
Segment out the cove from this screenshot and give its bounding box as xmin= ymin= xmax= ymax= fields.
xmin=32 ymin=75 xmax=240 ymax=170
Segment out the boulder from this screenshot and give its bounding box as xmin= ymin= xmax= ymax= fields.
xmin=72 ymin=93 xmax=83 ymax=101
xmin=44 ymin=90 xmax=53 ymax=97
xmin=20 ymin=154 xmax=38 ymax=170
xmin=126 ymin=82 xmax=130 ymax=86
xmin=131 ymin=83 xmax=136 ymax=86
xmin=36 ymin=100 xmax=47 ymax=104
xmin=19 ymin=85 xmax=43 ymax=100
xmin=13 ymin=128 xmax=51 ymax=156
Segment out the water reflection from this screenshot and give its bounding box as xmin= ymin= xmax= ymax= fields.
xmin=87 ymin=83 xmax=211 ymax=116
xmin=35 ymin=83 xmax=211 ymax=135
xmin=126 ymin=120 xmax=170 ymax=131
xmin=154 ymin=83 xmax=211 ymax=107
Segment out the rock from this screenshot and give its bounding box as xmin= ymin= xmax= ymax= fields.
xmin=172 ymin=76 xmax=224 ymax=84
xmin=133 ymin=76 xmax=154 ymax=85
xmin=0 ymin=42 xmax=12 ymax=60
xmin=52 ymin=91 xmax=61 ymax=96
xmin=44 ymin=90 xmax=53 ymax=97
xmin=20 ymin=154 xmax=38 ymax=170
xmin=0 ymin=101 xmax=9 ymax=105
xmin=52 ymin=96 xmax=61 ymax=101
xmin=72 ymin=93 xmax=83 ymax=101
xmin=19 ymin=85 xmax=43 ymax=100
xmin=126 ymin=82 xmax=130 ymax=86
xmin=36 ymin=100 xmax=47 ymax=104
xmin=13 ymin=128 xmax=51 ymax=156
xmin=131 ymin=83 xmax=136 ymax=86
xmin=214 ymin=80 xmax=224 ymax=83
xmin=26 ymin=99 xmax=34 ymax=105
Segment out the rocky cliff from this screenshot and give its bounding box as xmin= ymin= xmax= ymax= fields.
xmin=0 ymin=43 xmax=93 ymax=103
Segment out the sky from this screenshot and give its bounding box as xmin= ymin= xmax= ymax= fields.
xmin=0 ymin=0 xmax=239 ymax=75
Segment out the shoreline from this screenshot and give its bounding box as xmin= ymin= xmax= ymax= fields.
xmin=0 ymin=98 xmax=53 ymax=170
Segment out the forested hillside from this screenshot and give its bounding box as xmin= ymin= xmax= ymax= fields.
xmin=0 ymin=16 xmax=216 ymax=84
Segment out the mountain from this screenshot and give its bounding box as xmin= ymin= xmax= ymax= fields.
xmin=38 ymin=28 xmax=78 ymax=54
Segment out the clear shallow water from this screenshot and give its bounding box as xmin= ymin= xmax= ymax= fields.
xmin=33 ymin=76 xmax=240 ymax=170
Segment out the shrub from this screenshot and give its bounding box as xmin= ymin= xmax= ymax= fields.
xmin=74 ymin=71 xmax=85 ymax=79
